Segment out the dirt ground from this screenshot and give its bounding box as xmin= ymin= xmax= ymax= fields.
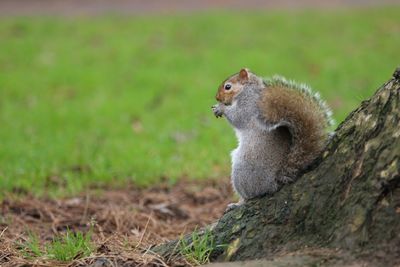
xmin=0 ymin=0 xmax=399 ymax=16
xmin=0 ymin=179 xmax=233 ymax=266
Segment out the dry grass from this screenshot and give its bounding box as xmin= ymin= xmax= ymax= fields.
xmin=0 ymin=179 xmax=233 ymax=266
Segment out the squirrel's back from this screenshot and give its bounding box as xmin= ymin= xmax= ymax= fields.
xmin=259 ymin=76 xmax=334 ymax=179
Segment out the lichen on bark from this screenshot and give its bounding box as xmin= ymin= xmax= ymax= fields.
xmin=154 ymin=68 xmax=400 ymax=266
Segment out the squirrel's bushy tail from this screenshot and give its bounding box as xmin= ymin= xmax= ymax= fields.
xmin=260 ymin=76 xmax=333 ymax=180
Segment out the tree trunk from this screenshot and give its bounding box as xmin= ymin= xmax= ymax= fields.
xmin=153 ymin=68 xmax=400 ymax=266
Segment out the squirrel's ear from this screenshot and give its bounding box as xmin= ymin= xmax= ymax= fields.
xmin=239 ymin=68 xmax=249 ymax=80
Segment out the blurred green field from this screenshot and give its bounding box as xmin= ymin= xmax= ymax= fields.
xmin=0 ymin=8 xmax=399 ymax=196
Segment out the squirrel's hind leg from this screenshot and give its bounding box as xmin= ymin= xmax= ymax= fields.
xmin=277 ymin=167 xmax=297 ymax=187
xmin=224 ymin=198 xmax=244 ymax=213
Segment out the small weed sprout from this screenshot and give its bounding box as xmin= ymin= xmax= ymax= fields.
xmin=179 ymin=228 xmax=222 ymax=265
xmin=20 ymin=232 xmax=43 ymax=259
xmin=20 ymin=228 xmax=93 ymax=262
xmin=46 ymin=228 xmax=93 ymax=261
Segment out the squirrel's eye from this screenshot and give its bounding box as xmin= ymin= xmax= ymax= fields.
xmin=224 ymin=84 xmax=232 ymax=90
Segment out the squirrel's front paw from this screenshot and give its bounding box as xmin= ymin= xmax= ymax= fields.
xmin=212 ymin=104 xmax=223 ymax=118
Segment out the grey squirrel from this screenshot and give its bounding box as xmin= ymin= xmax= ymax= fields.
xmin=212 ymin=68 xmax=333 ymax=209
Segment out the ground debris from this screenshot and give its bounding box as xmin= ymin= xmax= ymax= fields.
xmin=0 ymin=179 xmax=233 ymax=266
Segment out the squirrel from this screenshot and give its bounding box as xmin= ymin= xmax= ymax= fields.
xmin=212 ymin=68 xmax=333 ymax=209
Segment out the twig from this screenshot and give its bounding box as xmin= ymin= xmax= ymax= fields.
xmin=142 ymin=246 xmax=169 ymax=267
xmin=135 ymin=213 xmax=152 ymax=250
xmin=80 ymin=192 xmax=90 ymax=224
xmin=0 ymin=226 xmax=8 ymax=240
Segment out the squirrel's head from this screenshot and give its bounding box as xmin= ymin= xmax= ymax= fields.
xmin=216 ymin=68 xmax=262 ymax=105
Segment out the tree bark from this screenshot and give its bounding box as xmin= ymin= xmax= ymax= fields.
xmin=153 ymin=68 xmax=400 ymax=266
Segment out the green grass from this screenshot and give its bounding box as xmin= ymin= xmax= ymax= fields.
xmin=46 ymin=229 xmax=93 ymax=261
xmin=0 ymin=8 xmax=399 ymax=195
xmin=21 ymin=232 xmax=43 ymax=259
xmin=179 ymin=228 xmax=221 ymax=265
xmin=20 ymin=229 xmax=93 ymax=261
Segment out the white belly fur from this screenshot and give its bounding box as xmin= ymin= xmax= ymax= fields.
xmin=230 ymin=128 xmax=286 ymax=200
